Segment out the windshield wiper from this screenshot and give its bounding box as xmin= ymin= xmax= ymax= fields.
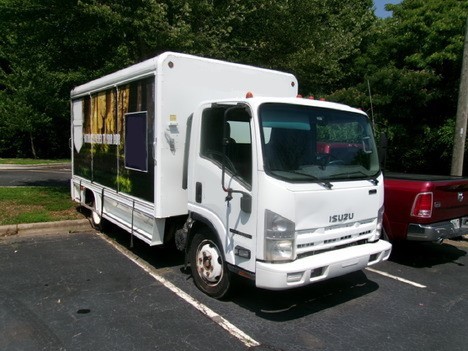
xmin=333 ymin=171 xmax=379 ymax=185
xmin=288 ymin=170 xmax=334 ymax=189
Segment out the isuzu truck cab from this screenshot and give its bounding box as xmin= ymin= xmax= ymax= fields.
xmin=71 ymin=52 xmax=391 ymax=298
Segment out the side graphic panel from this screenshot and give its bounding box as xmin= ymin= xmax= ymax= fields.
xmin=72 ymin=77 xmax=155 ymax=203
xmin=92 ymin=90 xmax=118 ymax=188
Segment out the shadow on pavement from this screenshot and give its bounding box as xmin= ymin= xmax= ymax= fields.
xmin=99 ymin=221 xmax=185 ymax=269
xmin=228 ymin=270 xmax=378 ymax=321
xmin=98 ymin=219 xmax=380 ymax=322
xmin=389 ymin=240 xmax=466 ymax=268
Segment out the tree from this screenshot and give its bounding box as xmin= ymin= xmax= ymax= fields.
xmin=329 ymin=0 xmax=468 ymax=174
xmin=0 ymin=0 xmax=172 ymax=158
xmin=0 ymin=0 xmax=380 ymax=158
xmin=156 ymin=0 xmax=375 ymax=94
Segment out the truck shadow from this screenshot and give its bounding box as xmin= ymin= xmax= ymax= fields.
xmin=100 ymin=222 xmax=380 ymax=321
xmin=389 ymin=240 xmax=466 ymax=268
xmin=228 ymin=271 xmax=379 ymax=321
xmin=100 ymin=223 xmax=185 ymax=269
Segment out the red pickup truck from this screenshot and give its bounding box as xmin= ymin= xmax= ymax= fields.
xmin=383 ymin=172 xmax=468 ymax=243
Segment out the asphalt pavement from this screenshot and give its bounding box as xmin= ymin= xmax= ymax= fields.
xmin=1 ymin=163 xmax=467 ymax=350
xmin=0 ymin=163 xmax=71 ymax=186
xmin=0 ymin=231 xmax=250 ymax=351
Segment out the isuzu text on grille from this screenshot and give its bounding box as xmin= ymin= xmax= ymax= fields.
xmin=329 ymin=213 xmax=355 ymax=223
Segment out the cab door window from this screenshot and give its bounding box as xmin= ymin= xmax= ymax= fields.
xmin=200 ymin=106 xmax=252 ymax=187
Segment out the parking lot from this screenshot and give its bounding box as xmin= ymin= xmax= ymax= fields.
xmin=1 ymin=228 xmax=467 ymax=351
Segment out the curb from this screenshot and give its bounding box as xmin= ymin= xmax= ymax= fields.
xmin=0 ymin=163 xmax=70 ymax=170
xmin=0 ymin=219 xmax=93 ymax=238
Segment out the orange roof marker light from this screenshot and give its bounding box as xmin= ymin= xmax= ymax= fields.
xmin=296 ymin=94 xmax=303 ymax=98
xmin=308 ymin=96 xmax=315 ymax=100
xmin=246 ymin=91 xmax=254 ymax=98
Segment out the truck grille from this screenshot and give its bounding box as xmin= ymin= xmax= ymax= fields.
xmin=297 ymin=239 xmax=367 ymax=259
xmin=295 ymin=219 xmax=376 ymax=258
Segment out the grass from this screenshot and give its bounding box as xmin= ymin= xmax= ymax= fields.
xmin=0 ymin=158 xmax=69 ymax=165
xmin=0 ymin=186 xmax=84 ymax=225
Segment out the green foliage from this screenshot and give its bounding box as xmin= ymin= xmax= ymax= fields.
xmin=0 ymin=0 xmax=375 ymax=159
xmin=329 ymin=0 xmax=467 ymax=174
xmin=155 ymin=0 xmax=375 ymax=95
xmin=0 ymin=0 xmax=465 ymax=174
xmin=0 ymin=0 xmax=171 ymax=158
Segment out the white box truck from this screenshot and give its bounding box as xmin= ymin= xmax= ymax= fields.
xmin=71 ymin=52 xmax=392 ymax=298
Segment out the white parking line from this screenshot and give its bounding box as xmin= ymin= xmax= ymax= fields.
xmin=97 ymin=233 xmax=261 ymax=349
xmin=365 ymin=267 xmax=427 ymax=288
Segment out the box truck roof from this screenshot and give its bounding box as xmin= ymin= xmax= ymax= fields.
xmin=70 ymin=52 xmax=298 ymax=99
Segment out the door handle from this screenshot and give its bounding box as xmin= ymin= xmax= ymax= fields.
xmin=196 ymin=182 xmax=202 ymax=203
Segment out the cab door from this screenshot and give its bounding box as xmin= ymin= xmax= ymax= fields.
xmin=188 ymin=103 xmax=257 ymax=274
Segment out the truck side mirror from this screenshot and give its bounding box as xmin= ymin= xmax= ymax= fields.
xmin=241 ymin=194 xmax=252 ymax=213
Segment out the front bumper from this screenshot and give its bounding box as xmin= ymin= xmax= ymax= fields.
xmin=407 ymin=217 xmax=468 ymax=242
xmin=255 ymin=240 xmax=392 ymax=290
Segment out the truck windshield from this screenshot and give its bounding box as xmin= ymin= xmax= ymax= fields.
xmin=259 ymin=103 xmax=380 ymax=183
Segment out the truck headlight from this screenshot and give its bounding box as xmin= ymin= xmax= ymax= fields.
xmin=264 ymin=210 xmax=295 ymax=261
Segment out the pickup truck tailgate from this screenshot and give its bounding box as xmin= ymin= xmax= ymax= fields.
xmin=433 ymin=181 xmax=468 ymax=221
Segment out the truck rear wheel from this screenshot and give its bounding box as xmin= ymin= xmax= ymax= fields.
xmin=189 ymin=228 xmax=231 ymax=299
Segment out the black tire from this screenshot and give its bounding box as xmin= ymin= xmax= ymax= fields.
xmin=188 ymin=228 xmax=231 ymax=299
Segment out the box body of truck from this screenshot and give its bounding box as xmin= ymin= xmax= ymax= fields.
xmin=71 ymin=52 xmax=391 ymax=298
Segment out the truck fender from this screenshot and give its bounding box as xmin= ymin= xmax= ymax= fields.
xmin=187 ymin=212 xmax=235 ymax=264
xmin=188 ymin=212 xmax=219 ymax=247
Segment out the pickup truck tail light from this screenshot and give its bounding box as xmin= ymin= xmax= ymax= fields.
xmin=411 ymin=192 xmax=433 ymax=218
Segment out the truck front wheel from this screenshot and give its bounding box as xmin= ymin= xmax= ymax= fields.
xmin=189 ymin=229 xmax=231 ymax=299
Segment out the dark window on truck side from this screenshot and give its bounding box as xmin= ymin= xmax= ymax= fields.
xmin=125 ymin=111 xmax=148 ymax=172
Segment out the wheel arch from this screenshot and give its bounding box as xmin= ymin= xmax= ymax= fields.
xmin=76 ymin=185 xmax=103 ymax=229
xmin=187 ymin=220 xmax=233 ymax=299
xmin=83 ymin=188 xmax=96 ymax=206
xmin=188 ymin=212 xmax=234 ymax=264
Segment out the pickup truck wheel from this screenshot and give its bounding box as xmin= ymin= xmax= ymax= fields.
xmin=189 ymin=229 xmax=231 ymax=299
